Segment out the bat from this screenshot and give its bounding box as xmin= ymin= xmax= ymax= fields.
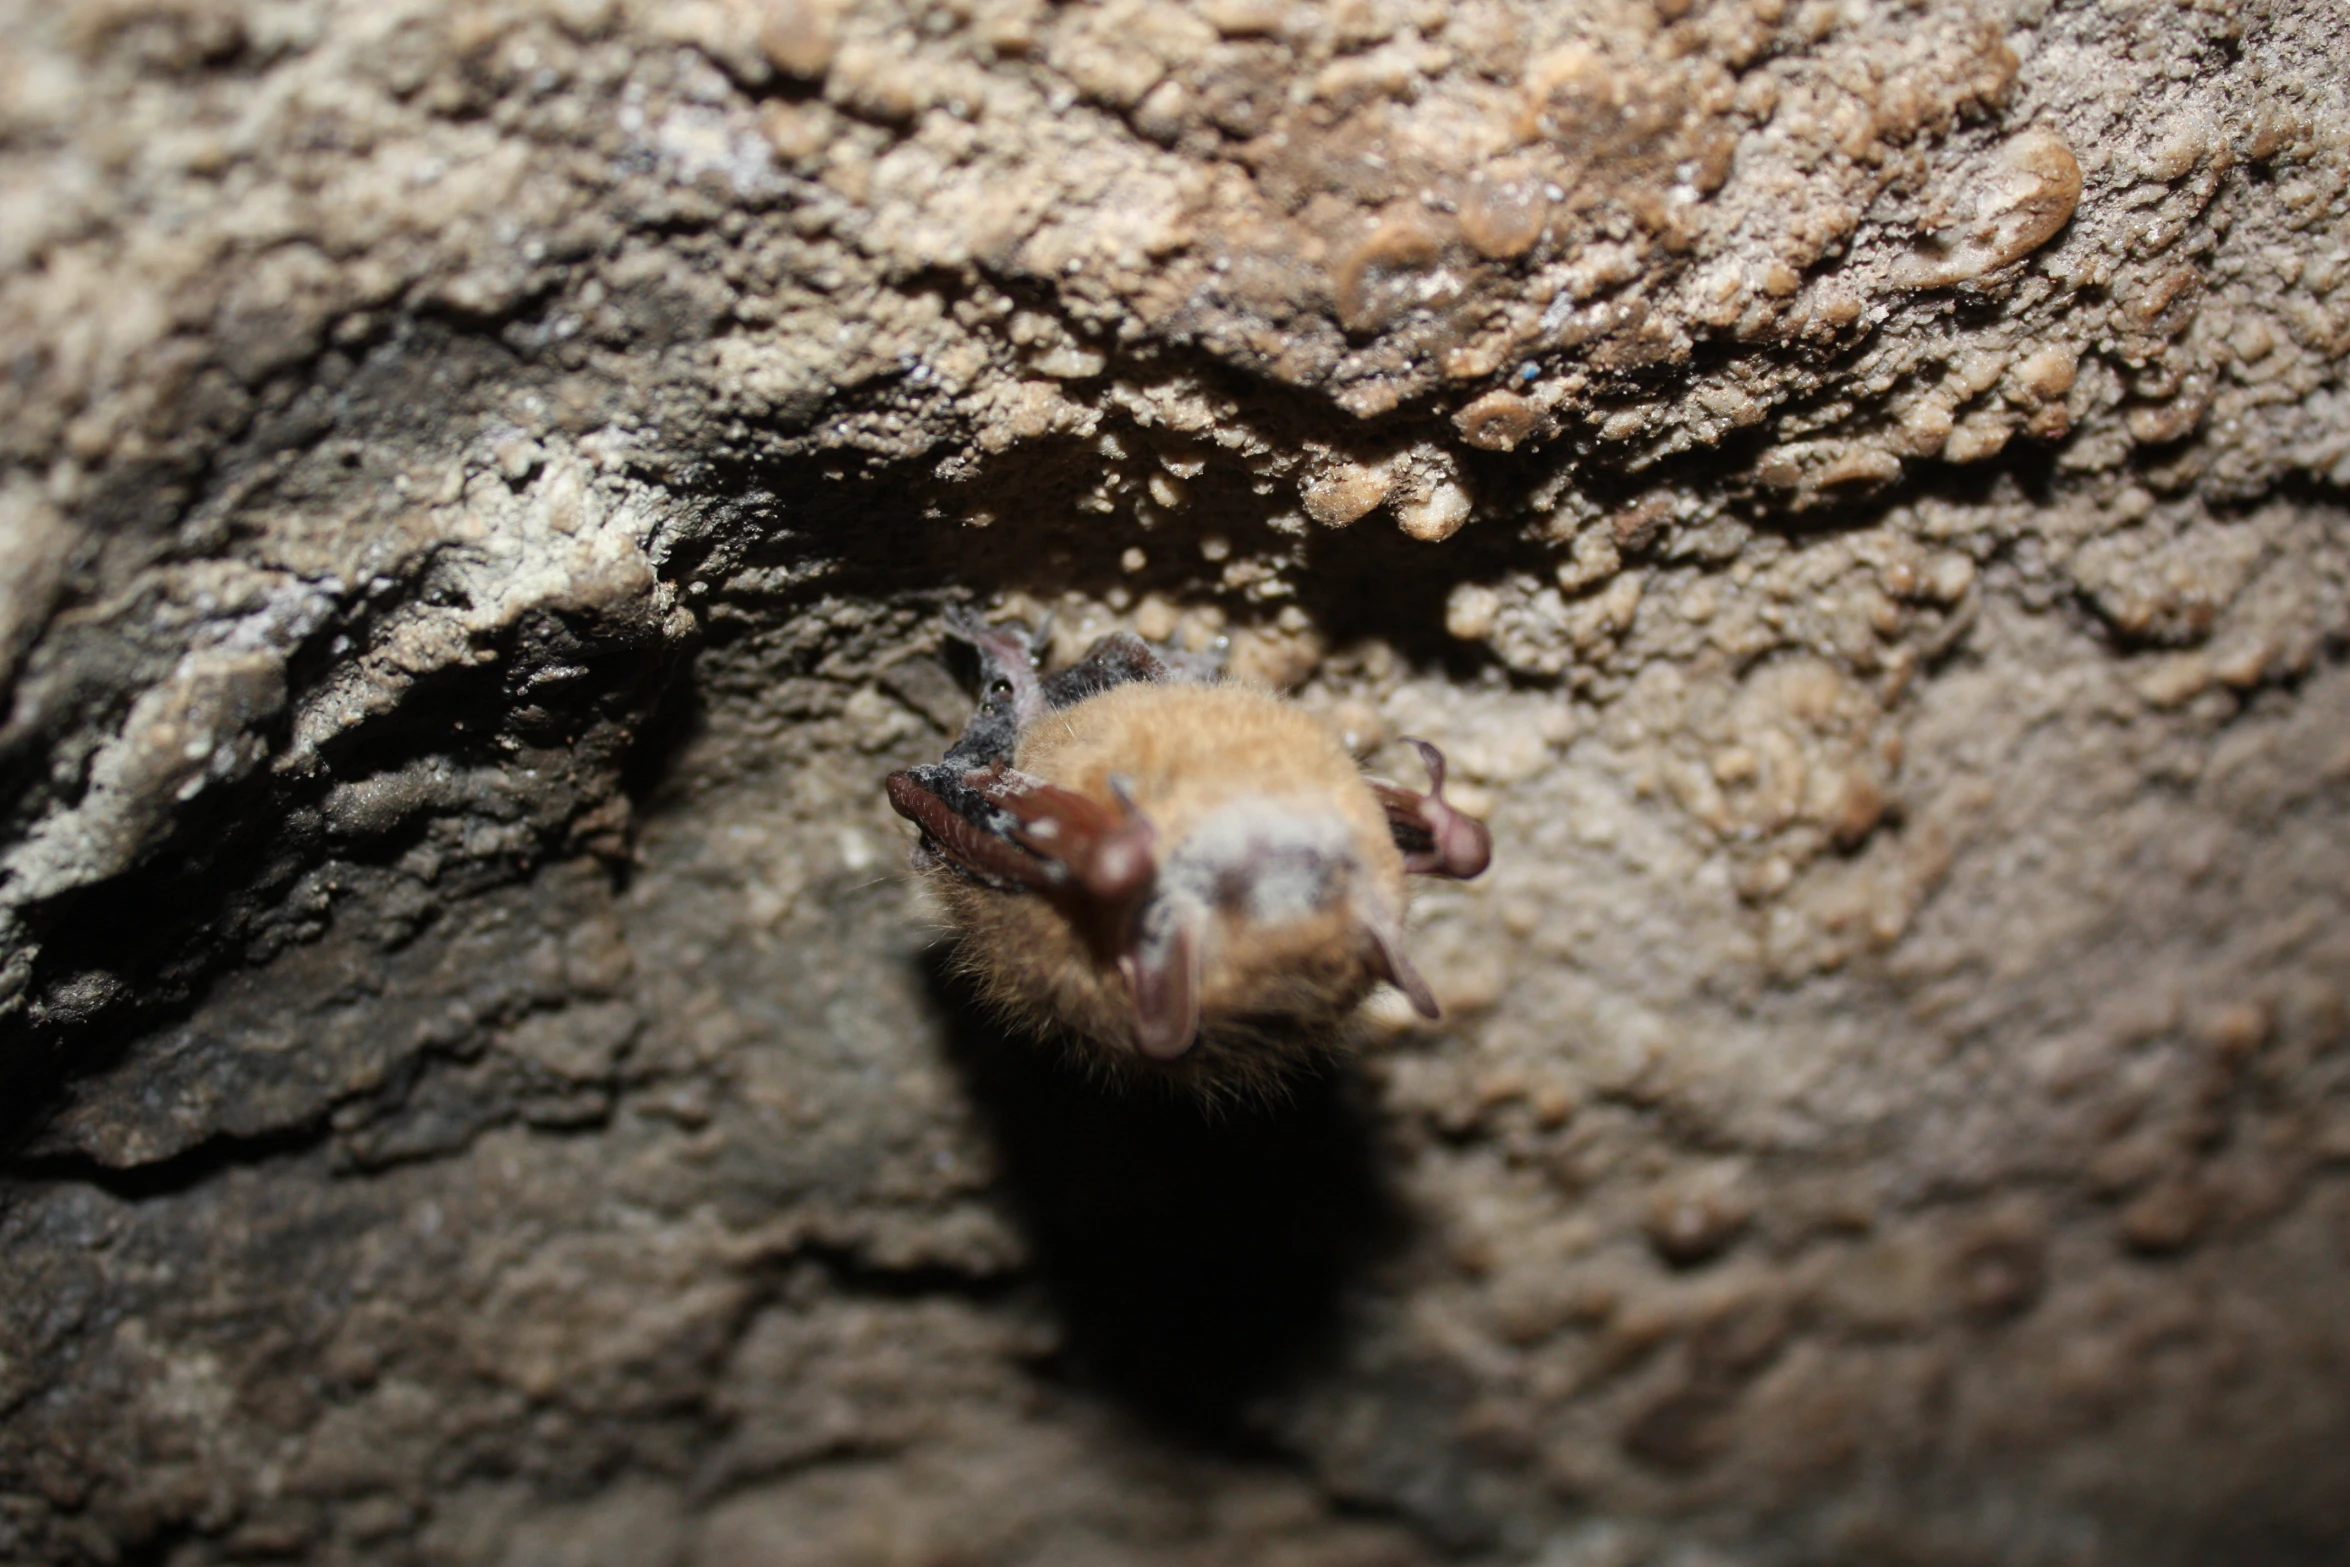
xmin=885 ymin=613 xmax=1491 ymax=1090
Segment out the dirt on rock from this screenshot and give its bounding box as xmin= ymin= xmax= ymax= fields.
xmin=2 ymin=0 xmax=2347 ymax=1563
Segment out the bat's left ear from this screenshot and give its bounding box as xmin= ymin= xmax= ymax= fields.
xmin=1120 ymin=915 xmax=1201 ymax=1061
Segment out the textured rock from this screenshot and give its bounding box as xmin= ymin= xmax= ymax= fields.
xmin=1 ymin=0 xmax=2347 ymax=1562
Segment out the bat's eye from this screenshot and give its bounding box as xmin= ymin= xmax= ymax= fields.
xmin=989 ymin=678 xmax=1012 ymax=697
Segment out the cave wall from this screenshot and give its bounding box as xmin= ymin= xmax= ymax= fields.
xmin=2 ymin=0 xmax=2348 ymax=1562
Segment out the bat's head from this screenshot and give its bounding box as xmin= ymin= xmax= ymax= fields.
xmin=901 ymin=669 xmax=1481 ymax=1091
xmin=1117 ymin=796 xmax=1432 ymax=1065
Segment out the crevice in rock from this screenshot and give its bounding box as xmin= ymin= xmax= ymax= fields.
xmin=0 ymin=1117 xmax=330 ymax=1202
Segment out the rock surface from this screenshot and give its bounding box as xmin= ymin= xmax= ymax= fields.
xmin=1 ymin=0 xmax=2347 ymax=1562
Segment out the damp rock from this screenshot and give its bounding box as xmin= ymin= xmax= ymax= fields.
xmin=3 ymin=4 xmax=2350 ymax=1566
xmin=1896 ymin=126 xmax=2083 ymax=287
xmin=1645 ymin=1168 xmax=1755 ymax=1267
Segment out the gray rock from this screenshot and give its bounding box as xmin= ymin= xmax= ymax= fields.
xmin=3 ymin=0 xmax=2348 ymax=1563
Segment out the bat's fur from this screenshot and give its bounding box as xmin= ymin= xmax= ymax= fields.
xmin=936 ymin=682 xmax=1406 ymax=1094
xmin=888 ymin=619 xmax=1486 ymax=1096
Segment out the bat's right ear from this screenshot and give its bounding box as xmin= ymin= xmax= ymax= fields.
xmin=1365 ymin=920 xmax=1441 ymax=1020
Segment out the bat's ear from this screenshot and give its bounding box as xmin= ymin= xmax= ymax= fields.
xmin=1372 ymin=739 xmax=1493 ymax=879
xmin=1365 ymin=920 xmax=1441 ymax=1019
xmin=1120 ymin=916 xmax=1201 ymax=1061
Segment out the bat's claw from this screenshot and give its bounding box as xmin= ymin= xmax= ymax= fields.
xmin=1375 ymin=738 xmax=1492 ymax=879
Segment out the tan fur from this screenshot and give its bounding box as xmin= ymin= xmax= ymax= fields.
xmin=927 ymin=682 xmax=1409 ymax=1091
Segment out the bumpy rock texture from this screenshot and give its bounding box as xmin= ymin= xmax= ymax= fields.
xmin=2 ymin=0 xmax=2347 ymax=1561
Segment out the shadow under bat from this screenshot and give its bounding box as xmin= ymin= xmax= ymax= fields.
xmin=922 ymin=949 xmax=1412 ymax=1446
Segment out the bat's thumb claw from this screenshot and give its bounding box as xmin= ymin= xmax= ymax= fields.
xmin=1383 ymin=739 xmax=1491 ymax=880
xmin=1427 ymin=803 xmax=1491 ymax=880
xmin=1402 ymin=737 xmax=1450 ymax=795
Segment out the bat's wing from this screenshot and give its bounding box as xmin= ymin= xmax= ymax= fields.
xmin=886 ymin=763 xmax=1157 ymax=925
xmin=1039 ymin=630 xmax=1170 ymax=708
xmin=939 ymin=611 xmax=1049 ymax=771
xmin=975 ymin=766 xmax=1157 ymax=918
xmin=936 ymin=620 xmax=1177 ymax=771
xmin=1371 ymin=738 xmax=1492 ymax=879
xmin=885 ymin=764 xmax=1060 ymax=893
